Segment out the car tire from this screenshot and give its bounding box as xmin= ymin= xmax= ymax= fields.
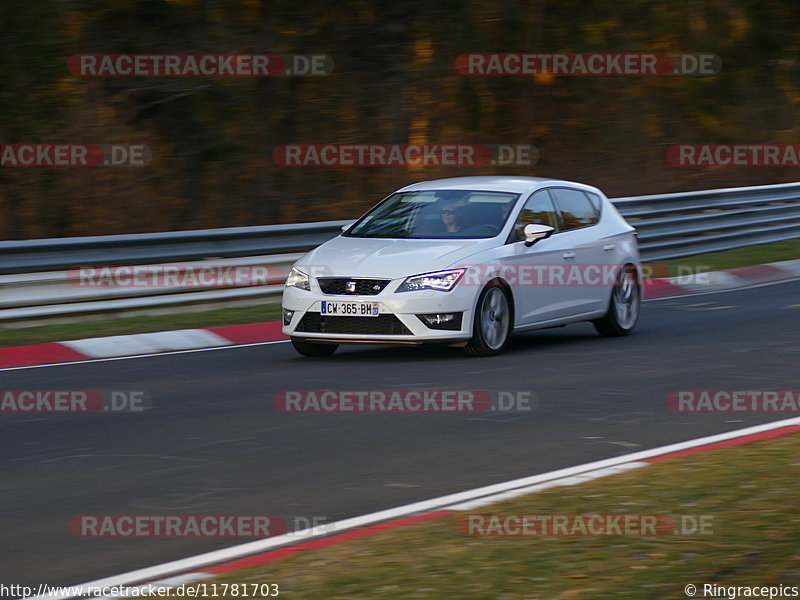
xmin=593 ymin=264 xmax=641 ymax=337
xmin=290 ymin=337 xmax=339 ymax=357
xmin=464 ymin=284 xmax=512 ymax=356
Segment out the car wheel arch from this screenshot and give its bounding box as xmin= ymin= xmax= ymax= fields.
xmin=470 ymin=277 xmax=516 ymax=333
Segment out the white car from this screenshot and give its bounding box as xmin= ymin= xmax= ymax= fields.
xmin=282 ymin=176 xmax=641 ymax=357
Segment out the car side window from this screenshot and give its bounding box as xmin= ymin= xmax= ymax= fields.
xmin=584 ymin=191 xmax=602 ymax=215
xmin=550 ymin=188 xmax=599 ymax=231
xmin=510 ymin=190 xmax=559 ymax=242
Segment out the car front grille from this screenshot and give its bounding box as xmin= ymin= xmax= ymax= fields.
xmin=317 ymin=278 xmax=391 ymax=296
xmin=297 ymin=312 xmax=412 ymax=335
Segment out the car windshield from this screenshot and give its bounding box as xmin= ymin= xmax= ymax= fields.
xmin=345 ymin=190 xmax=520 ymax=239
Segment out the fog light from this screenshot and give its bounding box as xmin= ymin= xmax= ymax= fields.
xmin=283 ymin=308 xmax=295 ymax=326
xmin=416 ymin=312 xmax=463 ymax=331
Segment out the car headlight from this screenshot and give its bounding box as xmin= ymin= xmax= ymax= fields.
xmin=397 ymin=269 xmax=465 ymax=292
xmin=286 ymin=267 xmax=311 ymax=291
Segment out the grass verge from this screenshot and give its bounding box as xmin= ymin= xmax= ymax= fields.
xmin=195 ymin=433 xmax=800 ymax=599
xmin=646 ymin=237 xmax=800 ymax=276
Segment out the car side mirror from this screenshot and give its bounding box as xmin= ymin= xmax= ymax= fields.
xmin=341 ymin=224 xmax=350 ymax=233
xmin=523 ymin=224 xmax=554 ymax=247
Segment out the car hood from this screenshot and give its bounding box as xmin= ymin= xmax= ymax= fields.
xmin=295 ymin=235 xmax=493 ymax=279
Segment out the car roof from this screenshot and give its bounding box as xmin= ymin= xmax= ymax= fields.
xmin=397 ymin=176 xmax=603 ymax=196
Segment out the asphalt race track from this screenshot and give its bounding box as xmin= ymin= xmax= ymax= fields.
xmin=2 ymin=280 xmax=799 ymax=586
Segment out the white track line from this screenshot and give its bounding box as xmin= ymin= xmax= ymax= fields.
xmin=446 ymin=462 xmax=648 ymax=511
xmin=25 ymin=416 xmax=800 ymax=600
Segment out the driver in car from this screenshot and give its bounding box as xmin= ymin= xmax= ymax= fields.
xmin=440 ymin=202 xmax=462 ymax=232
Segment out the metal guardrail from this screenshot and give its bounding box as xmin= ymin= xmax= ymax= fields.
xmin=0 ymin=220 xmax=353 ymax=275
xmin=0 ymin=254 xmax=303 ymax=325
xmin=613 ymin=182 xmax=800 ymax=260
xmin=1 ymin=182 xmax=798 ymax=325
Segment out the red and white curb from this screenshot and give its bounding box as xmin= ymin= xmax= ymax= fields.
xmin=643 ymin=258 xmax=800 ymax=299
xmin=0 ymin=322 xmax=287 ymax=369
xmin=27 ymin=417 xmax=800 ymax=599
xmin=3 ymin=259 xmax=799 ymax=370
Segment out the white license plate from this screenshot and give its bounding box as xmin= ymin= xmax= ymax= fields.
xmin=320 ymin=301 xmax=380 ymax=317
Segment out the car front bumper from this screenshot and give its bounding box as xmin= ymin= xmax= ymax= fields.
xmin=281 ymin=279 xmax=476 ymax=344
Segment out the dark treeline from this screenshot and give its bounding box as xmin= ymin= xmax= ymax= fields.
xmin=1 ymin=0 xmax=799 ymax=239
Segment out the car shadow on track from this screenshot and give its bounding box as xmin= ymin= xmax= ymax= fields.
xmin=287 ymin=324 xmax=612 ymax=364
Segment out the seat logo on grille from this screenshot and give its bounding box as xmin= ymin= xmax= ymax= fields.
xmin=346 ymin=281 xmax=357 ymax=293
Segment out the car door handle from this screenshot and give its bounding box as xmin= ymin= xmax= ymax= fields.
xmin=562 ymin=252 xmax=576 ymax=260
xmin=603 ymin=244 xmax=617 ymax=251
